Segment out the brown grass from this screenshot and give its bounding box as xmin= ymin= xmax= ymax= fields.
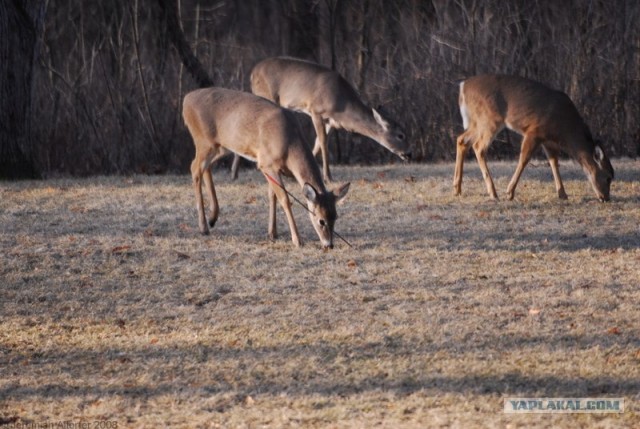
xmin=1 ymin=160 xmax=639 ymax=428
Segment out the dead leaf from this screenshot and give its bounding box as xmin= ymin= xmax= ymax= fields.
xmin=529 ymin=308 xmax=541 ymax=315
xmin=87 ymin=399 xmax=102 ymax=407
xmin=373 ymin=182 xmax=384 ymax=190
xmin=244 ymin=395 xmax=255 ymax=406
xmin=111 ymin=245 xmax=131 ymax=254
xmin=607 ymin=327 xmax=621 ymax=335
xmin=174 ymin=250 xmax=191 ymax=260
xmin=347 ymin=259 xmax=358 ymax=268
xmin=150 ymin=337 xmax=159 ymax=344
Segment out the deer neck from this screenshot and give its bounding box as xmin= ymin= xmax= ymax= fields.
xmin=286 ymin=143 xmax=327 ymax=193
xmin=575 ymin=145 xmax=597 ymax=171
xmin=335 ymin=102 xmax=383 ymax=142
xmin=566 ymin=128 xmax=596 ymax=168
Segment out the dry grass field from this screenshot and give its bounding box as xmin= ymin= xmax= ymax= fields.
xmin=1 ymin=159 xmax=639 ymax=428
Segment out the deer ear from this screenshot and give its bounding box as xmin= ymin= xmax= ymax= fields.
xmin=333 ymin=182 xmax=350 ymax=203
xmin=372 ymin=108 xmax=389 ymax=130
xmin=303 ymin=183 xmax=319 ymax=204
xmin=593 ymin=145 xmax=605 ymax=166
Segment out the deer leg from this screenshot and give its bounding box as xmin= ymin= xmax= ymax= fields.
xmin=542 ymin=145 xmax=568 ymax=199
xmin=506 ymin=133 xmax=539 ymax=200
xmin=311 ymin=113 xmax=332 ymax=182
xmin=264 ymin=171 xmax=301 ymax=247
xmin=268 ymin=184 xmax=277 ymax=240
xmin=191 ymin=154 xmax=210 ymax=235
xmin=230 ymin=153 xmax=241 ymax=180
xmin=312 ymin=134 xmax=320 ymax=156
xmin=202 ymin=166 xmax=219 ymax=228
xmin=202 ymin=149 xmax=230 ymax=228
xmin=453 ymin=131 xmax=472 ymax=196
xmin=472 ymin=133 xmax=498 ymax=200
xmin=312 ymin=122 xmax=332 ymax=155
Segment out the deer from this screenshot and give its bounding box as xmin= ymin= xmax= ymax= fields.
xmin=453 ymin=74 xmax=614 ymax=202
xmin=183 ymin=87 xmax=350 ymax=249
xmin=247 ymin=56 xmax=411 ymax=182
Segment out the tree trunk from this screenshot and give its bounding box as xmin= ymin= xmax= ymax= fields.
xmin=0 ymin=0 xmax=46 ymax=179
xmin=157 ymin=0 xmax=213 ymax=88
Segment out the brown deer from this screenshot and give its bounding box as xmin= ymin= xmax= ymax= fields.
xmin=183 ymin=87 xmax=350 ymax=249
xmin=248 ymin=56 xmax=411 ymax=182
xmin=453 ymin=74 xmax=614 ymax=201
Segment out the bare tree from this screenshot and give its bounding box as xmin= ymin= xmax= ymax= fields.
xmin=15 ymin=0 xmax=640 ymax=176
xmin=157 ymin=0 xmax=213 ymax=88
xmin=0 ymin=0 xmax=47 ymax=179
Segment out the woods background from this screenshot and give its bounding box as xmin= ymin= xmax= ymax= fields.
xmin=2 ymin=0 xmax=639 ymax=178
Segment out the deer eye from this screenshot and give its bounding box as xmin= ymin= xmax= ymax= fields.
xmin=319 ymin=219 xmax=326 ymax=227
xmin=397 ymin=133 xmax=405 ymax=141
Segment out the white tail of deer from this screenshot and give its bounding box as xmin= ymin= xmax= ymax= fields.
xmin=453 ymin=74 xmax=614 ymax=201
xmin=183 ymin=87 xmax=350 ymax=249
xmin=249 ymin=56 xmax=411 ymax=181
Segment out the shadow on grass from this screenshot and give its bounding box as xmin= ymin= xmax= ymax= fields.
xmin=2 ymin=372 xmax=638 ymax=401
xmin=358 ymin=220 xmax=640 ymax=252
xmin=417 ymin=158 xmax=640 ymax=184
xmin=456 ymin=230 xmax=640 ymax=252
xmin=3 ymin=332 xmax=639 ymax=401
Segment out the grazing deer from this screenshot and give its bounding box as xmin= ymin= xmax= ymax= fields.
xmin=453 ymin=74 xmax=614 ymax=201
xmin=248 ymin=56 xmax=411 ymax=182
xmin=183 ymin=87 xmax=350 ymax=249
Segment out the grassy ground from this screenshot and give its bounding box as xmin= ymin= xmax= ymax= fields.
xmin=1 ymin=159 xmax=639 ymax=428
